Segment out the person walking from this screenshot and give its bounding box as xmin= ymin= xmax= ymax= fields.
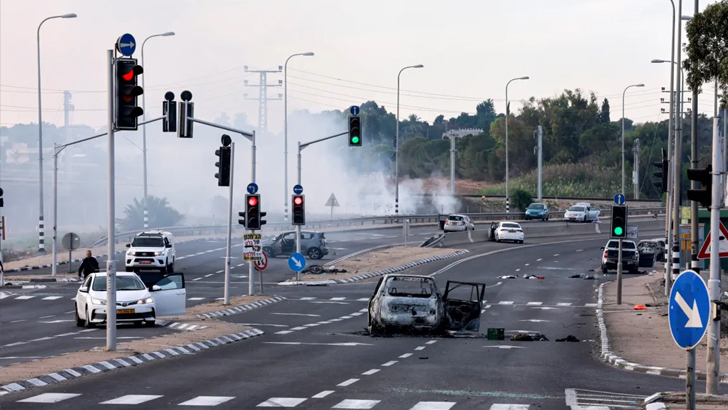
xmin=78 ymin=250 xmax=99 ymax=279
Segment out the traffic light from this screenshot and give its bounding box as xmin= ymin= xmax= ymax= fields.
xmin=292 ymin=194 xmax=305 ymax=225
xmin=611 ymin=205 xmax=628 ymax=239
xmin=214 ymin=146 xmax=231 ymax=187
xmin=178 ymin=90 xmax=194 ymax=138
xmin=687 ymin=164 xmax=713 ymax=208
xmin=652 ymin=148 xmax=669 ymax=193
xmin=163 ymin=91 xmax=177 ymax=133
xmin=245 ymin=194 xmax=262 ymax=230
xmin=348 ymin=115 xmax=362 ymax=146
xmin=238 ymin=211 xmax=246 ymax=226
xmin=114 ymin=58 xmax=144 ymax=131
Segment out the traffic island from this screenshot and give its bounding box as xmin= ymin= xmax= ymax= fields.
xmin=598 ymin=274 xmax=728 ymax=382
xmin=280 ymin=246 xmax=469 ymax=285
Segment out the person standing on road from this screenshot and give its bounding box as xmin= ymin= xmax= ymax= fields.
xmin=78 ymin=250 xmax=99 ymax=279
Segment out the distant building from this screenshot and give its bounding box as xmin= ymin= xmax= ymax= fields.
xmin=442 ymin=128 xmax=483 ymax=139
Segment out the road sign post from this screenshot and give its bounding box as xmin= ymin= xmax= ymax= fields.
xmin=614 ymin=193 xmax=625 ymax=206
xmin=325 ymin=193 xmax=340 ymax=220
xmin=61 ymin=232 xmax=80 ymax=273
xmin=289 ymin=253 xmax=306 ymax=280
xmin=706 ymin=117 xmax=723 ymax=394
xmin=669 ymin=269 xmax=710 ymax=410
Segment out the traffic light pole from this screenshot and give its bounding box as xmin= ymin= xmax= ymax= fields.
xmin=617 ymin=238 xmax=623 ymax=305
xmin=225 ymin=142 xmax=235 ymax=305
xmin=706 ymin=117 xmax=722 ymax=394
xmin=106 ymin=49 xmax=117 ymax=351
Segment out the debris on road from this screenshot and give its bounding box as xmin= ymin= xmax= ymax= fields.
xmin=523 ymin=275 xmax=545 ymax=280
xmin=498 ymin=275 xmax=518 ymax=279
xmin=555 ymin=335 xmax=580 ymax=342
xmin=302 ymin=265 xmax=348 ymax=275
xmin=510 ymin=332 xmax=549 ymax=341
xmin=633 ymin=304 xmax=647 ymax=310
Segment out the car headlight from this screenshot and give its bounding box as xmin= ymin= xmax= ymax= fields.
xmin=137 ymin=297 xmax=154 ymax=305
xmin=91 ymin=297 xmax=106 ymax=305
xmin=153 ymin=251 xmax=160 ymax=256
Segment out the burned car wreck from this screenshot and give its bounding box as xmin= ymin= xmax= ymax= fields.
xmin=367 ymin=274 xmax=485 ymax=335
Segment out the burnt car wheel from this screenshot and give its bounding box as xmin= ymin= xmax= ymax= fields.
xmin=308 ymin=247 xmax=323 ymax=260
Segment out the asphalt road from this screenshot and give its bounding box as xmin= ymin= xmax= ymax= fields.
xmin=2 ymin=218 xmax=705 ymax=410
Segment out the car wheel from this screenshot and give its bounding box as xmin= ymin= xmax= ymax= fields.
xmin=167 ymin=263 xmax=174 ymax=274
xmin=84 ymin=307 xmax=95 ymax=328
xmin=133 ymin=321 xmax=143 ymax=327
xmin=75 ymin=304 xmax=84 ymax=327
xmin=308 ymin=247 xmax=323 ymax=260
xmin=145 ymin=320 xmax=155 ymax=327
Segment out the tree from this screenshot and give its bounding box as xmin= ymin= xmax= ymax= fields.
xmin=599 ymin=98 xmax=611 ymax=123
xmin=118 ymin=196 xmax=184 ymax=232
xmin=511 ymin=189 xmax=533 ymax=211
xmin=683 ymin=0 xmax=728 ymax=106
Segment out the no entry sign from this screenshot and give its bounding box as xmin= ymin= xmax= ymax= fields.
xmin=254 ymin=251 xmax=268 ymax=272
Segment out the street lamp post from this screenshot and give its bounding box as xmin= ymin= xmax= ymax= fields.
xmin=284 ymin=52 xmax=314 ymax=222
xmin=621 ymin=84 xmax=645 ymax=197
xmin=505 ymin=76 xmax=529 ymax=213
xmin=395 ymin=64 xmax=423 ymax=216
xmin=141 ymin=31 xmax=175 ymax=230
xmin=36 ymin=12 xmax=76 ymax=255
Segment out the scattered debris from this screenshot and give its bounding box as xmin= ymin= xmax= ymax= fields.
xmin=570 ymin=273 xmax=595 ymax=279
xmin=419 ymin=357 xmax=429 ymax=360
xmin=555 ymin=335 xmax=580 ymax=342
xmin=302 ymin=265 xmax=348 ymax=275
xmin=510 ymin=332 xmax=549 ymax=341
xmin=523 ymin=275 xmax=545 ymax=280
xmin=633 ymin=304 xmax=647 ymax=310
xmin=498 ymin=275 xmax=518 ymax=279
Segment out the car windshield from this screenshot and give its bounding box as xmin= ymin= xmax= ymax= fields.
xmin=132 ymin=237 xmax=165 ymax=247
xmin=502 ymin=223 xmax=520 ymax=229
xmin=528 ymin=204 xmax=545 ymax=210
xmin=607 ymin=240 xmax=636 ymax=249
xmin=448 ymin=215 xmax=464 ymax=221
xmin=385 ymin=276 xmax=436 ymax=298
xmin=569 ymin=206 xmax=585 ymax=212
xmin=92 ymin=275 xmax=146 ymax=292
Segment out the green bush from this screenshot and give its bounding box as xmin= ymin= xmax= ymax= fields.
xmin=511 ymin=189 xmax=533 ymax=211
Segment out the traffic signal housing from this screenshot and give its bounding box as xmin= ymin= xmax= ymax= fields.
xmin=292 ymin=194 xmax=305 ymax=225
xmin=348 ymin=115 xmax=362 ymax=147
xmin=611 ymin=205 xmax=627 ymax=239
xmin=178 ymin=90 xmax=194 ymax=138
xmin=652 ymin=148 xmax=668 ymax=193
xmin=0 ymin=187 xmax=3 ymax=207
xmin=115 ymin=58 xmax=144 ymax=131
xmin=163 ymin=92 xmax=177 ymax=133
xmin=245 ymin=194 xmax=262 ymax=230
xmin=687 ymin=164 xmax=713 ymax=208
xmin=238 ymin=211 xmax=246 ymax=226
xmin=215 ymin=146 xmax=231 ymax=187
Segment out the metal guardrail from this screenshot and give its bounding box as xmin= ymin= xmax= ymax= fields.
xmin=91 ymin=207 xmax=665 ymax=246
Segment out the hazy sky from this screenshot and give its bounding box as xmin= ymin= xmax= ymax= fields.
xmin=0 ymin=0 xmax=721 ymax=135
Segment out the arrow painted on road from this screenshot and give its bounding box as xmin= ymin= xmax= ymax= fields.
xmin=292 ymin=256 xmax=302 ymax=268
xmin=119 ymin=41 xmax=135 ymax=48
xmin=264 ymin=342 xmax=373 ymax=347
xmin=483 ymin=345 xmax=526 ymax=349
xmin=674 ymin=292 xmax=703 ymax=328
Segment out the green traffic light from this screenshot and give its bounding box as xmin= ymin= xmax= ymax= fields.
xmin=614 ymin=227 xmax=623 ymax=236
xmin=351 ymin=136 xmax=360 ymax=144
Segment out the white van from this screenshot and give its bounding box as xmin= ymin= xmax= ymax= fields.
xmin=125 ymin=231 xmax=176 ymax=274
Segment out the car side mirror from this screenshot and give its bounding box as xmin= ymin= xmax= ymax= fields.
xmin=126 ymin=243 xmax=131 ymax=248
xmin=600 ymin=247 xmax=605 ymax=251
xmin=151 ymin=285 xmax=162 ymax=291
xmin=79 ymin=286 xmax=89 ymax=293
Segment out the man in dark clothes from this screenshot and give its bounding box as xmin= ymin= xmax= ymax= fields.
xmin=78 ymin=250 xmax=99 ymax=279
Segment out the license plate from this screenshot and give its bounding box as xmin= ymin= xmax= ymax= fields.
xmin=140 ymin=260 xmax=152 ymax=264
xmin=570 ymin=217 xmax=576 ymax=220
xmin=509 ymin=230 xmax=516 ymax=233
xmin=116 ymin=309 xmax=134 ymax=314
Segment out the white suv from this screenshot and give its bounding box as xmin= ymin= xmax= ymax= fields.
xmin=125 ymin=231 xmax=176 ymax=274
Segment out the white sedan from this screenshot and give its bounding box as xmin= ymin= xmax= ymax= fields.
xmin=75 ymin=271 xmax=186 ymax=328
xmin=444 ymin=214 xmax=475 ymax=232
xmin=493 ymin=222 xmax=525 ymax=243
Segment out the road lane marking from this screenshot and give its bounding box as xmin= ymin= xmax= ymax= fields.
xmin=18 ymin=393 xmax=81 ymax=403
xmin=337 ymin=378 xmax=359 ymax=387
xmin=499 ymin=301 xmax=514 ymax=305
xmin=257 ymin=398 xmax=307 ymax=407
xmin=527 ymin=302 xmax=543 ymax=306
xmin=100 ymin=395 xmax=162 ymax=405
xmin=179 ymin=396 xmax=235 ymax=406
xmin=399 ymin=353 xmax=413 ymax=358
xmin=333 ymin=399 xmax=380 ymax=409
xmin=271 ymin=313 xmax=320 ymax=317
xmin=382 ymin=361 xmax=398 ymax=366
xmin=415 ymin=346 xmax=426 ymax=351
xmin=312 ymin=391 xmax=334 ymax=399
xmin=361 ymin=369 xmax=380 ymax=375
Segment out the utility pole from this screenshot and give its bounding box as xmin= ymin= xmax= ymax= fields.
xmin=671 ymin=0 xmax=685 ymax=286
xmin=705 ymin=118 xmax=722 ymax=394
xmin=62 ymin=91 xmax=74 ymax=218
xmin=244 ymin=66 xmax=282 ymax=135
xmin=536 ymin=125 xmax=543 ymax=201
xmin=689 ymin=0 xmax=700 ymax=274
xmin=633 ymin=138 xmax=640 ymax=199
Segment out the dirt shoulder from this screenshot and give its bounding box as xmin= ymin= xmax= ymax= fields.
xmin=289 ymin=246 xmax=463 ymax=282
xmin=0 ymin=294 xmax=274 ymax=385
xmin=602 ymin=274 xmax=727 ymax=373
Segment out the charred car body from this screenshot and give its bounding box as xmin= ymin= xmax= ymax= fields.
xmin=367 ymin=274 xmax=485 ymax=335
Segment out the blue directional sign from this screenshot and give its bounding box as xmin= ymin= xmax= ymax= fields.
xmin=668 ymin=269 xmax=710 ymax=350
xmin=288 ymin=253 xmax=306 ymax=272
xmin=293 ymin=184 xmax=303 ymax=195
xmin=349 ymin=105 xmax=360 ymax=116
xmin=247 ymin=183 xmax=259 ymax=195
xmin=116 ymin=33 xmax=137 ymax=56
xmin=614 ymin=193 xmax=625 ymax=206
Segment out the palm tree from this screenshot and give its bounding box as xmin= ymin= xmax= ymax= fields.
xmin=117 ymin=196 xmax=184 ymax=232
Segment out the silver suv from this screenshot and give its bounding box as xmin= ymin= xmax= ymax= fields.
xmin=261 ymin=230 xmax=329 ymax=260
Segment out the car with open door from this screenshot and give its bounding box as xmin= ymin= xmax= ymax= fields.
xmin=367 ymin=274 xmax=485 ymax=335
xmin=74 ymin=271 xmax=186 ymax=328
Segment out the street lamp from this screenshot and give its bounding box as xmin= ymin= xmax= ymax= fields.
xmin=36 ymin=12 xmax=76 ymax=255
xmin=505 ymin=76 xmax=529 ymax=213
xmin=141 ymin=31 xmax=175 ymax=229
xmin=621 ymin=83 xmax=645 ymax=198
xmin=394 ymin=64 xmax=424 ymax=216
xmin=284 ymin=52 xmax=314 ymax=222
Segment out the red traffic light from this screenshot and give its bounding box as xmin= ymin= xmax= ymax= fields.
xmin=248 ymin=196 xmax=258 ymax=206
xmin=293 ymin=196 xmax=303 ymax=205
xmin=121 ymin=65 xmax=144 ymax=82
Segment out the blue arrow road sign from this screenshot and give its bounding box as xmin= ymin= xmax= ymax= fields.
xmin=116 ymin=33 xmax=137 ymax=56
xmin=293 ymin=184 xmax=303 ymax=195
xmin=288 ymin=253 xmax=306 ymax=272
xmin=247 ymin=183 xmax=259 ymax=195
xmin=349 ymin=105 xmax=360 ymax=116
xmin=614 ymin=193 xmax=625 ymax=206
xmin=668 ymin=269 xmax=710 ymax=350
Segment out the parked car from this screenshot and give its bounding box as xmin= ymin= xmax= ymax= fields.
xmin=488 ymin=221 xmax=525 ymax=243
xmin=525 ymin=203 xmax=549 ymax=221
xmin=444 ymin=214 xmax=475 ymax=232
xmin=75 ymin=271 xmax=186 ymax=328
xmin=601 ymin=239 xmax=640 ymax=273
xmin=367 ymin=274 xmax=485 ymax=335
xmin=125 ymin=231 xmax=176 ymax=274
xmin=261 ymin=230 xmax=329 ymax=260
xmin=565 ymin=203 xmax=600 ymax=222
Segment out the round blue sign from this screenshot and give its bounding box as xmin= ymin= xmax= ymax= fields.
xmin=116 ymin=33 xmax=137 ymax=56
xmin=288 ymin=253 xmax=306 ymax=272
xmin=293 ymin=184 xmax=303 ymax=195
xmin=349 ymin=105 xmax=360 ymax=116
xmin=247 ymin=183 xmax=258 ymax=195
xmin=668 ymin=269 xmax=710 ymax=350
xmin=614 ymin=193 xmax=625 ymax=206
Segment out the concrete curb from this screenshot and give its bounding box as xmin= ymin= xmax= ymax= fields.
xmin=0 ymin=328 xmax=264 ymax=396
xmin=596 ymin=282 xmax=728 ymax=383
xmin=197 ymin=296 xmax=287 ymax=319
xmin=0 ymin=284 xmax=48 ymax=290
xmin=279 ymin=250 xmax=471 ymax=286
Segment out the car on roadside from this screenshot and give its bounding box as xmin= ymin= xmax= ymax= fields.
xmin=125 ymin=231 xmax=176 ymax=274
xmin=444 ymin=214 xmax=475 ymax=232
xmin=489 ymin=221 xmax=525 ymax=243
xmin=367 ymin=274 xmax=485 ymax=335
xmin=525 ymin=203 xmax=549 ymax=221
xmin=564 ymin=203 xmax=600 ymax=222
xmin=600 ymin=239 xmax=640 ymax=273
xmin=261 ymin=230 xmax=329 ymax=260
xmin=74 ymin=271 xmax=187 ymax=328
